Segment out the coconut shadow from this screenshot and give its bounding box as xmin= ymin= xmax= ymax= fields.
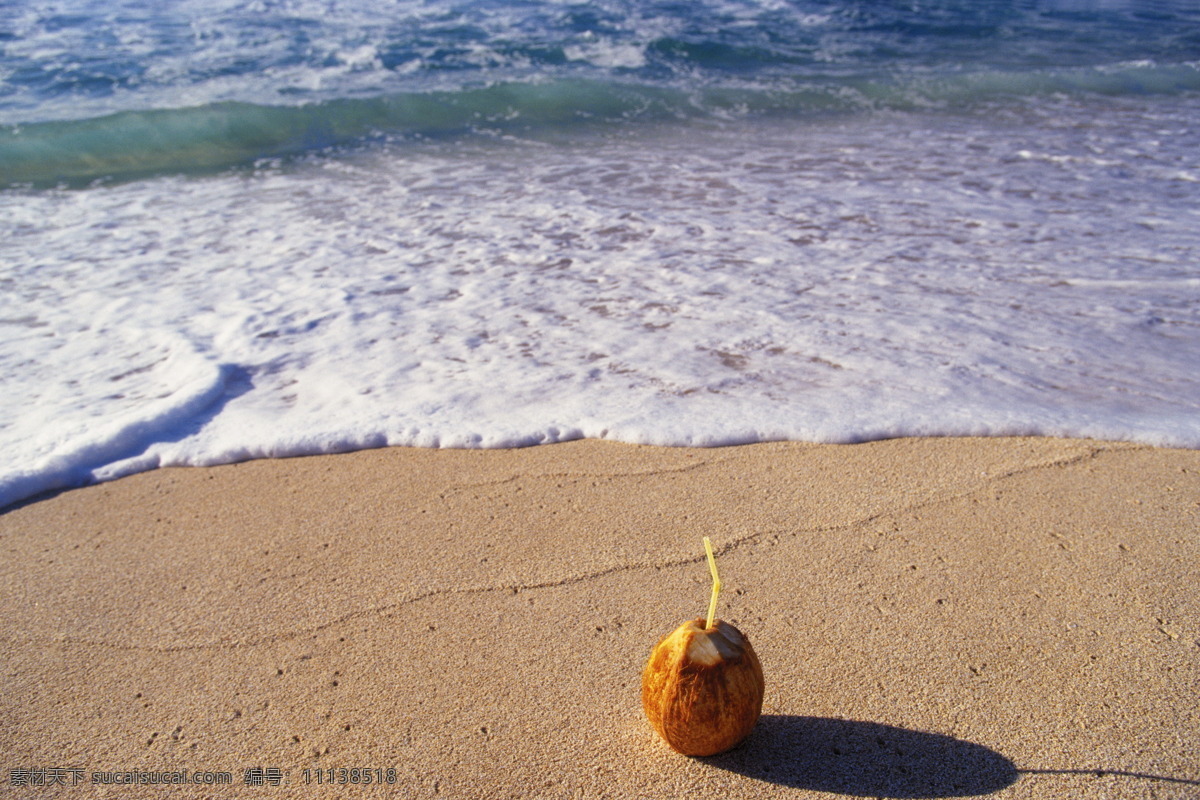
xmin=706 ymin=715 xmax=1018 ymax=798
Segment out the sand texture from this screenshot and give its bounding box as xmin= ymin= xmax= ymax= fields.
xmin=2 ymin=437 xmax=1198 ymax=799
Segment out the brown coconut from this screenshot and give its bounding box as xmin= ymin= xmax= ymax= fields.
xmin=641 ymin=618 xmax=765 ymax=756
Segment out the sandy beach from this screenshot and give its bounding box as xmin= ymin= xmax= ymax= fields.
xmin=2 ymin=437 xmax=1197 ymax=799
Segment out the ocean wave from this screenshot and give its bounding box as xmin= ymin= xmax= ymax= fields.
xmin=3 ymin=60 xmax=1200 ymax=188
xmin=3 ymin=86 xmax=1199 ymax=510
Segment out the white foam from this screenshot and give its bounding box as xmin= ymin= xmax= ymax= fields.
xmin=0 ymin=323 xmax=225 ymax=508
xmin=2 ymin=98 xmax=1199 ymax=508
xmin=564 ymin=40 xmax=648 ymax=69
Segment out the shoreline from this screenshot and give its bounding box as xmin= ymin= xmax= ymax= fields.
xmin=2 ymin=437 xmax=1197 ymax=798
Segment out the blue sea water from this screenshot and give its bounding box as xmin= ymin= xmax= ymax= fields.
xmin=2 ymin=0 xmax=1200 ymax=508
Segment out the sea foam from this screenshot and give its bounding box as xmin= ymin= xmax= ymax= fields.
xmin=3 ymin=103 xmax=1199 ymax=509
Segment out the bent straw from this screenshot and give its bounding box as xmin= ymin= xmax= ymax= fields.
xmin=703 ymin=536 xmax=721 ymax=630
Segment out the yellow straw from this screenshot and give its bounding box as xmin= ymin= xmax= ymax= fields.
xmin=703 ymin=536 xmax=721 ymax=630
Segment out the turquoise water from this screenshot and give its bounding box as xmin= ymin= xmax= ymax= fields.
xmin=4 ymin=0 xmax=1200 ymax=185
